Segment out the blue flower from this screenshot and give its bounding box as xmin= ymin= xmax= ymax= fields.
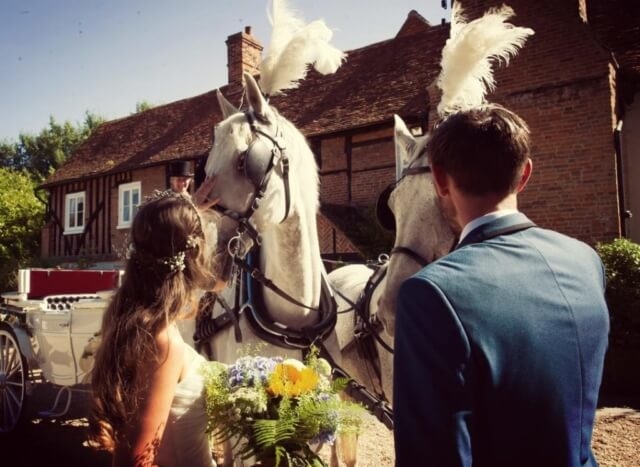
xmin=310 ymin=429 xmax=337 ymax=445
xmin=227 ymin=356 xmax=281 ymax=388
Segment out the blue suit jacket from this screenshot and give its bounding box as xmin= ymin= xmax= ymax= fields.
xmin=393 ymin=212 xmax=609 ymax=467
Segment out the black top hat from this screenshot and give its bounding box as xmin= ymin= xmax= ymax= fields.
xmin=169 ymin=161 xmax=194 ymax=178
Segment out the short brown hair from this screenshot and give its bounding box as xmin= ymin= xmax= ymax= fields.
xmin=427 ymin=104 xmax=531 ymax=197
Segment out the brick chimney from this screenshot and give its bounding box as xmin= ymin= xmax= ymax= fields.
xmin=226 ymin=26 xmax=263 ymax=88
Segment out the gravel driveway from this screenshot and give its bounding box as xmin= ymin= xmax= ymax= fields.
xmin=1 ymin=381 xmax=637 ymax=466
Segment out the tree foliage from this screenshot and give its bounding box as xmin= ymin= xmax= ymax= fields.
xmin=133 ymin=100 xmax=154 ymax=113
xmin=0 ymin=111 xmax=104 ymax=181
xmin=0 ymin=168 xmax=46 ymax=292
xmin=0 ymin=111 xmax=103 ymax=290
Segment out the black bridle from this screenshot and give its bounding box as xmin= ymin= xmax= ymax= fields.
xmin=196 ymin=109 xmax=395 ymax=429
xmin=386 ymin=164 xmax=434 ymax=268
xmin=211 ymin=109 xmax=291 ymax=228
xmin=202 ymin=109 xmax=336 ymax=351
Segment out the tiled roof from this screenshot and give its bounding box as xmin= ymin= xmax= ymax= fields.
xmin=42 ymin=15 xmax=447 ymax=187
xmin=41 ymin=90 xmax=222 ymax=187
xmin=273 ymin=24 xmax=448 ymax=136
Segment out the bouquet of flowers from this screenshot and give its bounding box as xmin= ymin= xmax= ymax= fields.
xmin=201 ymin=347 xmax=365 ymax=466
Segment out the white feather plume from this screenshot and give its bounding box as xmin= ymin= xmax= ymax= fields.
xmin=436 ymin=3 xmax=534 ymax=116
xmin=259 ymin=0 xmax=346 ymax=96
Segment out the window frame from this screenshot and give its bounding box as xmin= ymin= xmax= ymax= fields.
xmin=117 ymin=181 xmax=142 ymax=229
xmin=64 ymin=191 xmax=86 ymax=235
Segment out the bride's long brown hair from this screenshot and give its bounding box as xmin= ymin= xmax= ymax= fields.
xmin=88 ymin=192 xmax=217 ymax=451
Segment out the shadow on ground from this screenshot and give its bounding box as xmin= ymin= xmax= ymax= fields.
xmin=599 ymin=392 xmax=640 ymax=410
xmin=0 ymin=382 xmax=111 ymax=467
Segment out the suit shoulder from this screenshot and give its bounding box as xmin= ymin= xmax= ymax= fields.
xmin=529 ymin=227 xmax=602 ymax=261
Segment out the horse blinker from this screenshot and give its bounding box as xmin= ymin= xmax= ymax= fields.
xmin=239 ymin=135 xmax=276 ymax=189
xmin=376 ymin=184 xmax=396 ymax=231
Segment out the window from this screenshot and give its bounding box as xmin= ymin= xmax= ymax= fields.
xmin=118 ymin=182 xmax=141 ymax=229
xmin=64 ymin=191 xmax=85 ymax=234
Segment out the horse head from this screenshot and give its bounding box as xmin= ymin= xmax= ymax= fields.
xmin=202 ymin=72 xmax=320 ymax=284
xmin=377 ymin=115 xmax=456 ymax=336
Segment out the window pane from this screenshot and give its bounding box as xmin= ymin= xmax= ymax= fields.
xmin=132 ymin=189 xmax=140 ymax=206
xmin=68 ymin=198 xmax=76 ymax=228
xmin=77 ymin=197 xmax=84 ymax=226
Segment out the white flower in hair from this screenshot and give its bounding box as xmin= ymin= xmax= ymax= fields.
xmin=161 ymin=251 xmax=187 ymax=273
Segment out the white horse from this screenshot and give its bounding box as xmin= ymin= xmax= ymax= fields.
xmin=327 ymin=114 xmax=456 ymax=403
xmin=197 ymin=72 xmax=390 ymax=465
xmin=329 ymin=0 xmax=535 ymax=402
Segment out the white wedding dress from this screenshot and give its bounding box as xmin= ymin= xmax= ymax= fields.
xmin=155 ymin=344 xmax=216 ymax=467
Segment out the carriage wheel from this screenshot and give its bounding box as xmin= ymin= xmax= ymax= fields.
xmin=0 ymin=323 xmax=29 ymax=434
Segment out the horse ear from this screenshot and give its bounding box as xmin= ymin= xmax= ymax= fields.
xmin=216 ymin=90 xmax=239 ymax=119
xmin=244 ymin=72 xmax=270 ymax=120
xmin=393 ymin=114 xmax=415 ymax=181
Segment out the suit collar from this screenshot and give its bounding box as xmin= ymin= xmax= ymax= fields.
xmin=455 ymin=212 xmax=536 ymax=250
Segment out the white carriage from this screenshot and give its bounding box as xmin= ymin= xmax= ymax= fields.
xmin=0 ymin=268 xmax=123 ymax=433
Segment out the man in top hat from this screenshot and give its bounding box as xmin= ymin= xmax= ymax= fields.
xmin=170 ymin=160 xmax=219 ymax=211
xmin=169 ymin=161 xmax=194 ymax=194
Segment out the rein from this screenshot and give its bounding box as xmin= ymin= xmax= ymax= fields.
xmin=390 ymin=246 xmax=430 ymax=267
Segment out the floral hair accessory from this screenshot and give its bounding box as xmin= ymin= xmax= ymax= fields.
xmin=128 ymin=232 xmax=199 ymax=275
xmin=125 ymin=188 xmax=205 ymax=275
xmin=160 ymin=250 xmax=187 ymax=273
xmin=156 ymin=233 xmax=199 ymax=273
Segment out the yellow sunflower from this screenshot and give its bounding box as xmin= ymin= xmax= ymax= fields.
xmin=268 ymin=358 xmax=319 ymax=397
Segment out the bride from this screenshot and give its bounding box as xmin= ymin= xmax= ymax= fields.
xmin=89 ymin=190 xmax=224 ymax=467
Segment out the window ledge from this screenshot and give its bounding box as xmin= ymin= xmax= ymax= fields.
xmin=63 ymin=228 xmax=84 ymax=235
xmin=116 ymin=223 xmax=132 ymax=230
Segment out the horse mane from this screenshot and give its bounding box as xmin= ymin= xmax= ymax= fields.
xmin=270 ymin=106 xmax=320 ymax=214
xmin=259 ymin=0 xmax=346 ymax=96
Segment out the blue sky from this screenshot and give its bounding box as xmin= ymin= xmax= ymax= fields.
xmin=0 ymin=1 xmax=449 ymax=142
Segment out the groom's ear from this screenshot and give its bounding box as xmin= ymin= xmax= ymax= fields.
xmin=431 ymin=165 xmax=450 ymax=197
xmin=516 ymin=158 xmax=533 ymax=193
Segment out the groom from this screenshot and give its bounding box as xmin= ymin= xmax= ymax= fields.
xmin=393 ymin=104 xmax=609 ymax=466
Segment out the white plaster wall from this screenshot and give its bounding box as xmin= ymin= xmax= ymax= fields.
xmin=622 ymin=91 xmax=640 ymax=242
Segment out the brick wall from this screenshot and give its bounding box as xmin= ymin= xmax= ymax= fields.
xmin=316 ymin=0 xmax=621 ymax=248
xmin=110 ymin=165 xmax=168 ymax=258
xmin=319 ymin=129 xmax=396 ymax=206
xmin=427 ymin=0 xmax=621 ymax=245
xmin=317 ymin=213 xmax=360 ymax=256
xmin=500 ymin=0 xmax=618 ymax=245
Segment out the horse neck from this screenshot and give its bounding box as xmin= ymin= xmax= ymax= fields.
xmin=378 ymin=189 xmax=455 ymax=336
xmin=259 ymin=206 xmax=323 ymax=328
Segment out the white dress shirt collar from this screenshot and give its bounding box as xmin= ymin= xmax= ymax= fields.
xmin=458 ymin=209 xmax=519 ymax=244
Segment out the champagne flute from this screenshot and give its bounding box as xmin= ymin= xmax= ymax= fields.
xmin=336 ymin=430 xmax=358 ymax=467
